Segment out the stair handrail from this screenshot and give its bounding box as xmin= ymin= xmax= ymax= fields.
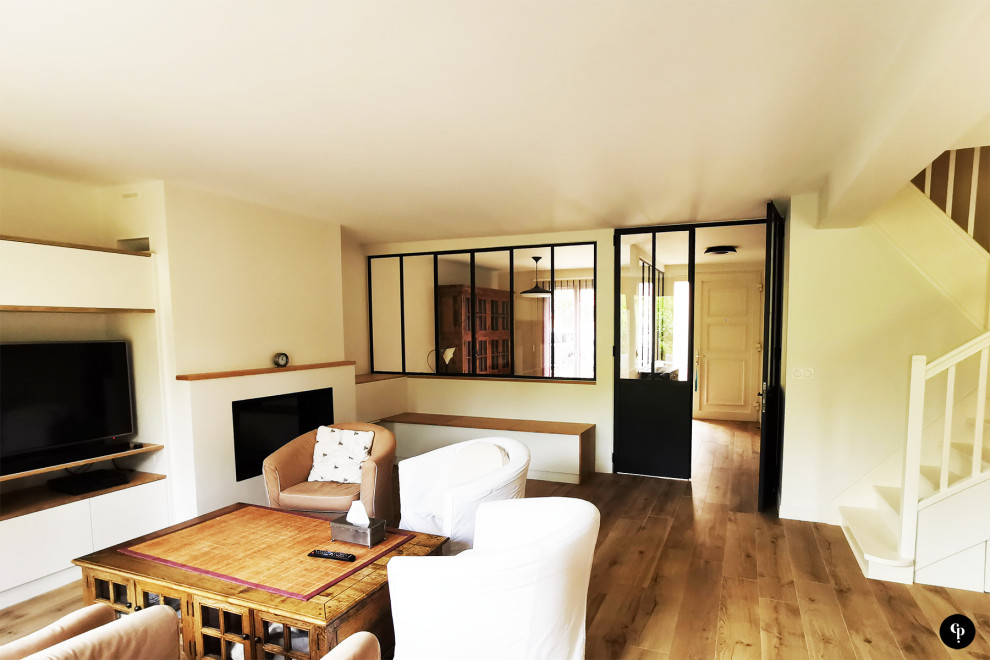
xmin=901 ymin=328 xmax=990 ymax=559
xmin=926 ymin=330 xmax=990 ymax=377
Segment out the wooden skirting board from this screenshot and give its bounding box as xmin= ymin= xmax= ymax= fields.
xmin=380 ymin=412 xmax=595 ymax=483
xmin=355 ymin=373 xmax=405 ymax=384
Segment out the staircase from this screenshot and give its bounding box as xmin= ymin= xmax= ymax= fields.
xmin=911 ymin=145 xmax=990 ymax=254
xmin=840 ymin=330 xmax=990 ymax=589
xmin=839 ymin=148 xmax=990 ymax=590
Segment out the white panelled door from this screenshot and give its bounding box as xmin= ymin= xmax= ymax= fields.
xmin=694 ymin=270 xmax=763 ymax=421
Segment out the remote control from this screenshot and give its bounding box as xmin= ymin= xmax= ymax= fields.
xmin=308 ymin=550 xmax=356 ymax=562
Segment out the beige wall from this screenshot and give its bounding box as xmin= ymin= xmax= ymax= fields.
xmin=162 ymin=183 xmax=345 ymax=374
xmin=779 ymin=193 xmax=980 ymax=522
xmin=341 ymin=230 xmax=370 ymax=373
xmin=0 ymin=168 xmax=113 ymax=343
xmin=0 ymin=168 xmax=108 ymax=245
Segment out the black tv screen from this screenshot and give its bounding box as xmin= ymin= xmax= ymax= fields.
xmin=0 ymin=341 xmax=135 ymax=474
xmin=231 ymin=387 xmax=334 ymax=482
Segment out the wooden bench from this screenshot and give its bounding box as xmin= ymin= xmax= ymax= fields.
xmin=378 ymin=412 xmax=595 ymax=484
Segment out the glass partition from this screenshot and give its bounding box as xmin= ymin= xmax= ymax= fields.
xmin=549 ymin=244 xmax=596 ymax=379
xmin=369 ymin=241 xmax=596 ymax=380
xmin=402 ymin=255 xmax=436 ymax=373
xmin=513 ymin=246 xmax=552 ymax=377
xmin=657 ymin=232 xmax=690 ymax=382
xmin=436 ymin=252 xmax=472 ymax=374
xmin=369 ymin=257 xmax=402 ymax=372
xmin=474 ymin=250 xmax=511 ymax=375
xmin=618 ymin=231 xmax=689 ymax=381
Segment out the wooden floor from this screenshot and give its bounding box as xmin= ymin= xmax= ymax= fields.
xmin=526 ymin=420 xmax=990 ymax=659
xmin=3 ymin=420 xmax=990 ymax=658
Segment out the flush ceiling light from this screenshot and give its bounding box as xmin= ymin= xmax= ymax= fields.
xmin=520 ymin=256 xmax=552 ymax=298
xmin=704 ymin=245 xmax=737 ymax=255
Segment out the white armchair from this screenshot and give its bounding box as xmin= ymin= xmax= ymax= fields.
xmin=387 ymin=497 xmax=600 ymax=660
xmin=398 ymin=437 xmax=530 ymax=554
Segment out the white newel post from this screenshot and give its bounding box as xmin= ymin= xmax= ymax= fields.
xmin=900 ymin=354 xmax=928 ymax=560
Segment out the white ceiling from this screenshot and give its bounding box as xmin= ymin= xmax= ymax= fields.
xmin=621 ymin=223 xmax=766 ymax=267
xmin=1 ymin=1 xmax=988 ymax=244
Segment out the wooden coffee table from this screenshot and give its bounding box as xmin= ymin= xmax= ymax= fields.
xmin=72 ymin=503 xmax=446 ymax=659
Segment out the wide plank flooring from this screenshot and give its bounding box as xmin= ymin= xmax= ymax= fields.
xmin=525 ymin=420 xmax=990 ymax=659
xmin=2 ymin=420 xmax=990 ymax=659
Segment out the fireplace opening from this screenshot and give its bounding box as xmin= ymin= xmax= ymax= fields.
xmin=231 ymin=387 xmax=333 ymax=481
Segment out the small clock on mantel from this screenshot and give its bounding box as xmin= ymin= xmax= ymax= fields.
xmin=272 ymin=352 xmax=290 ymax=368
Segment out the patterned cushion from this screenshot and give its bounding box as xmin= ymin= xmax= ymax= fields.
xmin=307 ymin=427 xmax=374 ymax=484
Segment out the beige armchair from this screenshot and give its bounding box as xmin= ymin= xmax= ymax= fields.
xmin=0 ymin=603 xmax=180 ymax=660
xmin=262 ymin=423 xmax=395 ymax=523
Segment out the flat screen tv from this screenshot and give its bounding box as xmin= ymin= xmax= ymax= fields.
xmin=0 ymin=341 xmax=136 ymax=476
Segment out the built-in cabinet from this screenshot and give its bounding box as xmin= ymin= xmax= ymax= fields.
xmin=436 ymin=285 xmax=510 ymax=375
xmin=0 ymin=480 xmax=170 ymax=599
xmin=0 ymin=235 xmax=171 ymax=606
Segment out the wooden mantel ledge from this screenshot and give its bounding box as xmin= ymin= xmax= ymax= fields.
xmin=177 ymin=360 xmax=356 ymax=381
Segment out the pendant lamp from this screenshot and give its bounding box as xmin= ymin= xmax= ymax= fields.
xmin=520 ymin=256 xmax=552 ymax=298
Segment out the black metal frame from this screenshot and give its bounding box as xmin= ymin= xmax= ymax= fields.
xmin=367 ymin=240 xmax=598 ymax=381
xmin=759 ymin=203 xmax=787 ymax=512
xmin=612 ymin=217 xmax=766 ymax=473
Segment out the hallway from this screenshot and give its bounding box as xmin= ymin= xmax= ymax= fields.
xmin=527 ymin=420 xmax=990 ymax=659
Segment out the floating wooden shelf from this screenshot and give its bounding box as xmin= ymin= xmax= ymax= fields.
xmin=0 ymin=305 xmax=155 ymax=314
xmin=406 ymin=374 xmax=595 ymax=385
xmin=176 ymin=360 xmax=357 ymax=381
xmin=380 ymin=412 xmax=594 ymax=436
xmin=0 ymin=234 xmax=152 ymax=257
xmin=379 ymin=412 xmax=595 ymax=483
xmin=0 ymin=443 xmax=165 ymax=483
xmin=0 ymin=471 xmax=166 ymax=521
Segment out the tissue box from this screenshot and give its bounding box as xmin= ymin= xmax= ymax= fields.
xmin=329 ymin=515 xmax=386 ymax=547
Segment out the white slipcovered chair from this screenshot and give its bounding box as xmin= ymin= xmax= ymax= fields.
xmin=398 ymin=437 xmax=530 ymax=554
xmin=387 ymin=497 xmax=601 ymax=660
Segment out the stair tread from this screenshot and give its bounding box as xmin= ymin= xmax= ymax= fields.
xmin=920 ymin=464 xmax=966 ymax=488
xmin=949 ymin=442 xmax=990 ymax=474
xmin=839 ymin=506 xmax=912 ymax=566
xmin=951 ymin=441 xmax=990 ymax=459
xmin=874 ymin=485 xmax=902 ymax=516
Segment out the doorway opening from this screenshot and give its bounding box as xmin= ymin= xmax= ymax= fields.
xmin=613 ymin=205 xmax=785 ymax=511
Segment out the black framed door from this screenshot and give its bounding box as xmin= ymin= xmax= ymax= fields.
xmin=613 ymin=227 xmax=695 ymax=478
xmin=758 ymin=202 xmax=786 ymax=511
